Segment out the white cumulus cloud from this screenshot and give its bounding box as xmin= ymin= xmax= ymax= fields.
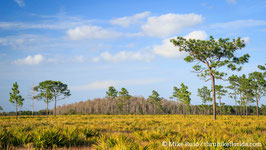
xmin=67 ymin=25 xmax=122 ymax=40
xmin=153 ymin=30 xmax=208 ymax=58
xmin=110 ymin=11 xmax=150 ymax=27
xmin=93 ymin=51 xmax=154 ymax=63
xmin=153 ymin=37 xmax=186 ymax=58
xmin=184 ymin=30 xmax=208 ymax=40
xmin=13 ymin=54 xmax=44 ymax=65
xmin=142 ymin=13 xmax=203 ymax=38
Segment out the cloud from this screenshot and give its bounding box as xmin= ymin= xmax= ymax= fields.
xmin=184 ymin=30 xmax=208 ymax=40
xmin=110 ymin=11 xmax=150 ymax=27
xmin=0 ymin=22 xmax=80 ymax=30
xmin=153 ymin=37 xmax=186 ymax=58
xmin=141 ymin=13 xmax=203 ymax=38
xmin=153 ymin=30 xmax=207 ymax=58
xmin=241 ymin=37 xmax=250 ymax=44
xmin=71 ymin=78 xmax=165 ymax=91
xmin=0 ymin=34 xmax=39 ymax=47
xmin=14 ymin=0 xmax=25 ymax=7
xmin=67 ymin=25 xmax=122 ymax=40
xmin=74 ymin=55 xmax=86 ymax=63
xmin=226 ymin=0 xmax=237 ymax=4
xmin=0 ymin=34 xmax=58 ymax=51
xmin=210 ymin=19 xmax=266 ymax=29
xmin=0 ymin=33 xmax=113 ymax=53
xmin=13 ymin=54 xmax=44 ymax=65
xmin=0 ymin=15 xmax=93 ymax=30
xmin=93 ymin=51 xmax=154 ymax=63
xmin=44 ymin=55 xmax=87 ymax=64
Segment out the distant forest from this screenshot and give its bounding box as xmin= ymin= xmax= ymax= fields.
xmin=57 ymin=97 xmax=266 ymax=115
xmin=3 ymin=97 xmax=263 ymax=116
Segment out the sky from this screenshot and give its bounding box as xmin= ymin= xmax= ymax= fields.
xmin=0 ymin=0 xmax=265 ymax=112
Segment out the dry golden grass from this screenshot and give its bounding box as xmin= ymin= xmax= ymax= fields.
xmin=0 ymin=115 xmax=265 ymax=149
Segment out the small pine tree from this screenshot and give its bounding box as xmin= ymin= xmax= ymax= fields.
xmin=0 ymin=106 xmax=3 ymax=115
xmin=172 ymin=83 xmax=191 ymax=115
xmin=118 ymin=88 xmax=131 ymax=114
xmin=106 ymin=86 xmax=118 ymax=114
xmin=198 ymin=86 xmax=212 ymax=114
xmin=9 ymin=82 xmax=24 ymax=119
xmin=148 ymin=90 xmax=163 ymax=114
xmin=215 ymin=85 xmax=227 ymax=115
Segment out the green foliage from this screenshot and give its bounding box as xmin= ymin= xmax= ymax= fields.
xmin=215 ymin=85 xmax=227 ymax=101
xmin=9 ymin=82 xmax=24 ymax=119
xmin=172 ymin=83 xmax=191 ymax=105
xmin=34 ymin=80 xmax=71 ymax=102
xmin=238 ymin=74 xmax=254 ymax=102
xmin=0 ymin=106 xmax=3 ymax=111
xmin=171 ymin=36 xmax=249 ymax=80
xmin=34 ymin=81 xmax=54 ymax=103
xmin=68 ymin=109 xmax=75 ymax=115
xmin=228 ymin=75 xmax=239 ymax=89
xmin=227 ymin=75 xmax=240 ymax=99
xmin=149 ymin=90 xmax=161 ymax=102
xmin=258 ymin=63 xmax=266 ymax=75
xmin=106 ymin=86 xmax=118 ymax=99
xmin=171 ymin=36 xmax=249 ymax=119
xmin=198 ymin=86 xmax=212 ymax=104
xmin=0 ymin=115 xmax=265 ymax=149
xmin=9 ymin=82 xmax=24 ymax=106
xmin=148 ymin=90 xmax=163 ymax=113
xmin=49 ymin=80 xmax=71 ymax=100
xmin=249 ymin=65 xmax=266 ymax=101
xmin=172 ymin=83 xmax=191 ymax=114
xmin=33 ymin=128 xmax=67 ymax=149
xmin=117 ymin=88 xmax=131 ymax=113
xmin=118 ymin=88 xmax=131 ymax=100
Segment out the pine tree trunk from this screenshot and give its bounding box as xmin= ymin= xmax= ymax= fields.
xmin=46 ymin=89 xmax=49 ymax=119
xmin=46 ymin=100 xmax=49 ymax=119
xmin=16 ymin=102 xmax=18 ymax=120
xmin=240 ymin=93 xmax=242 ymax=117
xmin=54 ymin=95 xmax=57 ymax=117
xmin=219 ymin=98 xmax=221 ymax=115
xmin=111 ymin=99 xmax=113 ymax=114
xmin=184 ymin=104 xmax=186 ymax=116
xmin=210 ymin=73 xmax=216 ymax=120
xmin=32 ymin=83 xmax=34 ymax=118
xmin=246 ymin=94 xmax=248 ymax=117
xmin=256 ymin=97 xmax=259 ymax=117
xmin=32 ymin=99 xmax=34 ymax=118
xmin=234 ymin=89 xmax=237 ymax=116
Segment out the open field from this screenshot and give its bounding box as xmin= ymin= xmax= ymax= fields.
xmin=0 ymin=115 xmax=265 ymax=149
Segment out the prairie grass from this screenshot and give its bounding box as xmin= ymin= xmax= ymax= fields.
xmin=0 ymin=115 xmax=265 ymax=149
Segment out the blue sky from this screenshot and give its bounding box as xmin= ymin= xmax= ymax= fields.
xmin=0 ymin=0 xmax=265 ymax=111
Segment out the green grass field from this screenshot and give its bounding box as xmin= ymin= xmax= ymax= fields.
xmin=0 ymin=115 xmax=265 ymax=149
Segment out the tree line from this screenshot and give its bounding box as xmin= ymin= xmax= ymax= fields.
xmin=2 ymin=36 xmax=265 ymax=120
xmin=2 ymin=97 xmax=266 ymax=116
xmin=55 ymin=80 xmax=265 ymax=116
